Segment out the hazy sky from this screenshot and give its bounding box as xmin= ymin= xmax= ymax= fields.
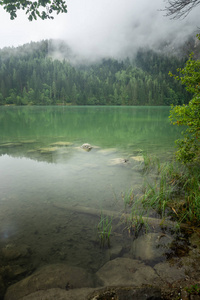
xmin=0 ymin=0 xmax=199 ymax=60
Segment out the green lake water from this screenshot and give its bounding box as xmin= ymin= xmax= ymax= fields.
xmin=0 ymin=106 xmax=181 ymax=275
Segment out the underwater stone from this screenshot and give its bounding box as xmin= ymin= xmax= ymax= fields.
xmin=0 ymin=265 xmax=27 ymax=280
xmin=38 ymin=147 xmax=59 ymax=154
xmin=2 ymin=244 xmax=31 ymax=260
xmin=88 ymin=286 xmax=162 ymax=300
xmin=97 ymin=148 xmax=117 ymax=155
xmin=80 ymin=143 xmax=93 ymax=151
xmin=20 ymin=140 xmax=36 ymax=144
xmin=0 ymin=143 xmax=22 ymax=148
xmin=0 ymin=275 xmax=5 ymax=300
xmin=4 ymin=263 xmax=103 ymax=300
xmin=154 ymin=261 xmax=187 ymax=283
xmin=130 ymin=156 xmax=144 ymax=162
xmin=108 ymin=158 xmax=129 ymax=166
xmin=50 ymin=142 xmax=73 ymax=147
xmin=131 ymin=232 xmax=172 ymax=261
xmin=109 ymin=244 xmax=123 ymax=260
xmin=96 ymin=257 xmax=159 ymax=287
xmin=16 ymin=288 xmax=95 ymax=300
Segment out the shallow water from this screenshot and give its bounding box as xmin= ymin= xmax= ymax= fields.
xmin=0 ymin=106 xmax=181 ymax=275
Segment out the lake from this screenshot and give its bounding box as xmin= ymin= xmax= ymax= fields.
xmin=0 ymin=106 xmax=182 ymax=285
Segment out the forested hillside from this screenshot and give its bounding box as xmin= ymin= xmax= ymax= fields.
xmin=0 ymin=40 xmax=191 ymax=106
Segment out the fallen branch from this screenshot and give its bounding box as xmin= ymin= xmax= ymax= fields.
xmin=53 ymin=202 xmax=184 ymax=229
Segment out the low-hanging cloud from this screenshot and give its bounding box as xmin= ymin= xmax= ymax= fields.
xmin=0 ymin=0 xmax=199 ymax=62
xmin=63 ymin=0 xmax=200 ymax=61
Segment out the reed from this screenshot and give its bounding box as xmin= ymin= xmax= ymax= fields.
xmin=121 ymin=188 xmax=134 ymax=210
xmin=97 ymin=212 xmax=113 ymax=247
xmin=140 ymin=155 xmax=200 ymax=227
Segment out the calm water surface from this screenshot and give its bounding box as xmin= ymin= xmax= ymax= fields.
xmin=0 ymin=106 xmax=180 ymax=274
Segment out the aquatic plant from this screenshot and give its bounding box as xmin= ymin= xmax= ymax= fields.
xmin=140 ymin=156 xmax=200 ymax=227
xmin=116 ymin=153 xmax=199 ymax=236
xmin=142 ymin=152 xmax=161 ymax=174
xmin=125 ymin=210 xmax=150 ymax=236
xmin=97 ymin=213 xmax=113 ymax=247
xmin=185 ymin=284 xmax=200 ymax=295
xmin=121 ymin=191 xmax=150 ymax=236
xmin=121 ymin=189 xmax=134 ymax=210
xmin=142 ymin=167 xmax=175 ymax=218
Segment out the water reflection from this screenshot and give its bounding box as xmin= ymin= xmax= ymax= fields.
xmin=0 ymin=106 xmax=179 ymax=154
xmin=0 ymin=106 xmax=183 ymax=293
xmin=0 ymin=106 xmax=180 ymax=222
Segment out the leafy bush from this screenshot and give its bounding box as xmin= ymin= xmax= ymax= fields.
xmin=169 ymin=45 xmax=200 ymax=164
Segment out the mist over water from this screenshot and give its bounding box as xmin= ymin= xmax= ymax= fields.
xmin=0 ymin=106 xmax=180 ymax=212
xmin=0 ymin=0 xmax=200 ymax=63
xmin=0 ymin=106 xmax=197 ymax=300
xmin=62 ymin=0 xmax=200 ymax=62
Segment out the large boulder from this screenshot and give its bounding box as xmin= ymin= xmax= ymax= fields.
xmin=108 ymin=158 xmax=129 ymax=166
xmin=96 ymin=257 xmax=159 ymax=287
xmin=88 ymin=286 xmax=162 ymax=300
xmin=131 ymin=232 xmax=172 ymax=261
xmin=80 ymin=143 xmax=93 ymax=152
xmin=2 ymin=243 xmax=31 ymax=260
xmin=19 ymin=288 xmax=95 ymax=300
xmin=50 ymin=142 xmax=73 ymax=147
xmin=0 ymin=275 xmax=5 ymax=300
xmin=154 ymin=261 xmax=187 ymax=284
xmin=5 ymin=263 xmax=102 ymax=300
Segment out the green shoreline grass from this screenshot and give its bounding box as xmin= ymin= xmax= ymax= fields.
xmin=132 ymin=154 xmax=200 ymax=230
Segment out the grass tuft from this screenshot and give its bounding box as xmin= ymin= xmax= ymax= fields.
xmin=97 ymin=212 xmax=113 ymax=247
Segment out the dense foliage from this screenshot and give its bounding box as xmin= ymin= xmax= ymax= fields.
xmin=0 ymin=0 xmax=67 ymax=20
xmin=0 ymin=40 xmax=190 ymax=106
xmin=169 ymin=51 xmax=200 ymax=164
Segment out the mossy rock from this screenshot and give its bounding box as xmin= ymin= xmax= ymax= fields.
xmin=130 ymin=156 xmax=144 ymax=162
xmin=4 ymin=264 xmax=103 ymax=300
xmin=96 ymin=258 xmax=159 ymax=286
xmin=0 ymin=143 xmax=22 ymax=148
xmin=97 ymin=148 xmax=117 ymax=155
xmin=88 ymin=286 xmax=162 ymax=300
xmin=0 ymin=275 xmax=5 ymax=300
xmin=50 ymin=142 xmax=73 ymax=147
xmin=80 ymin=143 xmax=93 ymax=151
xmin=20 ymin=140 xmax=36 ymax=144
xmin=108 ymin=158 xmax=129 ymax=166
xmin=38 ymin=147 xmax=59 ymax=154
xmin=2 ymin=243 xmax=31 ymax=260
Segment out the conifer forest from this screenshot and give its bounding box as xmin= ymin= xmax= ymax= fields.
xmin=0 ymin=40 xmax=191 ymax=106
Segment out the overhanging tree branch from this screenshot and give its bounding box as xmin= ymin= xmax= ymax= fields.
xmin=164 ymin=0 xmax=200 ymax=19
xmin=0 ymin=0 xmax=67 ymax=20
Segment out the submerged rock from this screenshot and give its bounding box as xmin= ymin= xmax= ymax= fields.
xmin=50 ymin=141 xmax=73 ymax=147
xmin=189 ymin=233 xmax=200 ymax=251
xmin=4 ymin=263 xmax=103 ymax=300
xmin=20 ymin=140 xmax=36 ymax=144
xmin=97 ymin=148 xmax=117 ymax=155
xmin=0 ymin=265 xmax=28 ymax=280
xmin=2 ymin=244 xmax=31 ymax=260
xmin=27 ymin=150 xmax=37 ymax=153
xmin=109 ymin=244 xmax=123 ymax=260
xmin=130 ymin=156 xmax=144 ymax=162
xmin=38 ymin=147 xmax=59 ymax=154
xmin=96 ymin=257 xmax=159 ymax=287
xmin=88 ymin=286 xmax=162 ymax=300
xmin=0 ymin=142 xmax=22 ymax=148
xmin=154 ymin=261 xmax=187 ymax=284
xmin=80 ymin=143 xmax=93 ymax=152
xmin=0 ymin=275 xmax=5 ymax=300
xmin=19 ymin=287 xmax=95 ymax=300
xmin=131 ymin=232 xmax=172 ymax=261
xmin=108 ymin=158 xmax=129 ymax=166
